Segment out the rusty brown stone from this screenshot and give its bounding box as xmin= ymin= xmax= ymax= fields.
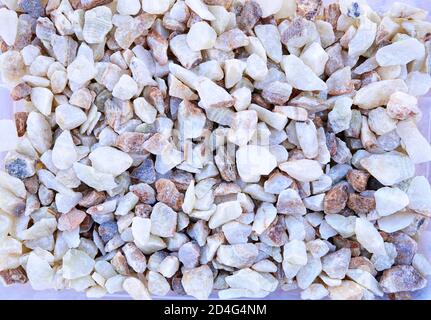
xmin=57 ymin=208 xmax=87 ymax=231
xmin=0 ymin=267 xmax=28 ymax=285
xmin=296 ymin=0 xmax=323 ymax=20
xmin=380 ymin=265 xmax=426 ymax=294
xmin=259 ymin=216 xmax=288 ymax=247
xmin=386 ymin=232 xmax=418 ymax=265
xmin=115 ymin=132 xmax=152 ymax=154
xmin=130 ymin=183 xmax=156 ymax=204
xmin=251 ymin=93 xmax=271 ymax=109
xmin=80 ymin=214 xmax=94 ymax=233
xmin=347 ymin=193 xmax=376 ymax=214
xmin=170 ymin=170 xmax=194 ymax=192
xmin=11 ymin=83 xmax=31 ymax=101
xmin=155 ymin=178 xmax=184 ymax=211
xmin=145 ymin=86 xmax=166 ymax=114
xmin=135 ymin=204 xmax=153 ymax=218
xmin=23 ymin=175 xmax=39 ymax=194
xmin=238 ymin=1 xmax=262 ymax=33
xmin=349 ymin=256 xmax=377 ymax=276
xmin=388 ymin=292 xmax=412 ymax=300
xmin=14 ymin=112 xmax=29 ymax=137
xmin=111 ymin=251 xmax=130 ymax=276
xmin=323 ymin=3 xmax=341 ymax=28
xmin=78 ymin=190 xmax=106 ymax=208
xmin=323 ymin=183 xmax=349 ymax=214
xmin=332 ymin=236 xmax=361 ymax=257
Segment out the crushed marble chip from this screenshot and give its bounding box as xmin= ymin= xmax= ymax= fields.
xmin=0 ymin=0 xmax=431 ymax=302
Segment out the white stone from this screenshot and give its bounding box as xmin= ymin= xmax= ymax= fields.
xmin=374 ymin=187 xmax=409 ymax=217
xmin=246 ymin=54 xmax=268 ymax=81
xmin=407 ymin=176 xmax=431 ymax=216
xmin=346 ymin=269 xmax=383 ymax=297
xmin=236 ymin=145 xmax=278 ymax=183
xmin=52 ymin=131 xmax=78 ymax=171
xmin=406 ymin=71 xmax=431 ymax=97
xmin=377 ymin=211 xmax=416 ymax=233
xmin=295 ymin=120 xmax=318 ymax=159
xmin=195 ymin=77 xmax=234 ymax=109
xmin=73 ymin=162 xmax=117 ymax=192
xmin=83 ymin=6 xmax=113 ymax=44
xmin=185 ymin=0 xmax=215 ymax=21
xmin=279 ymin=160 xmax=323 ymax=182
xmin=0 ymin=8 xmax=18 ymax=46
xmin=55 ymin=104 xmax=87 ymax=130
xmin=31 ymin=87 xmax=53 ymax=116
xmin=187 ymin=21 xmax=217 ymax=51
xmin=255 ymin=0 xmax=283 ymax=18
xmin=255 ymin=24 xmax=282 ymax=63
xmin=300 ymin=283 xmax=329 ymax=300
xmin=360 ymin=152 xmax=415 ymax=186
xmin=355 ymin=218 xmax=386 ymax=256
xmin=328 ymin=97 xmax=352 ymax=134
xmin=209 ymin=201 xmax=243 ymax=229
xmin=67 ymin=56 xmax=97 ymax=85
xmin=224 ymin=59 xmax=246 ymax=89
xmin=412 ymin=254 xmax=431 ymax=277
xmin=62 ymin=249 xmax=95 ymax=280
xmin=348 ymin=16 xmax=377 ymax=58
xmin=376 ymin=37 xmax=425 ymax=67
xmin=325 ymin=214 xmax=356 ymax=238
xmin=300 ymin=42 xmax=329 ymax=76
xmin=252 ymin=203 xmax=277 ymax=235
xmin=182 ymin=265 xmax=214 ymax=300
xmin=113 ymin=75 xmax=138 ymax=100
xmin=368 ymin=107 xmax=397 ymax=136
xmin=117 ymin=0 xmax=141 ymax=15
xmin=281 ymin=55 xmax=327 ymax=91
xmin=26 ymin=252 xmax=54 ymax=290
xmin=227 ymin=110 xmax=258 ymax=146
xmin=157 ymin=256 xmax=179 ymax=278
xmin=396 ymin=119 xmax=431 ymax=164
xmin=122 ymin=277 xmax=151 ymax=300
xmin=283 ymin=240 xmax=307 ymax=266
xmin=133 ymin=98 xmax=157 ymax=124
xmin=353 ymin=79 xmax=408 ymax=110
xmin=89 ymin=147 xmax=133 ymax=176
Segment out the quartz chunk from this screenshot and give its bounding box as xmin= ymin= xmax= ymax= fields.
xmin=150 ymin=203 xmax=177 ymax=238
xmin=279 ymin=160 xmax=323 ymax=182
xmin=355 ymin=218 xmax=386 ymax=256
xmin=376 ymin=38 xmax=425 ymax=67
xmin=255 ymin=24 xmax=282 ymax=63
xmin=182 ymin=265 xmax=214 ymax=300
xmin=281 ymin=55 xmax=327 ymax=91
xmin=374 ymin=187 xmax=409 ymax=217
xmin=360 ymin=152 xmax=415 ymax=186
xmin=187 ymin=21 xmax=217 ymax=51
xmin=236 ymin=145 xmax=277 ymax=183
xmin=380 ymin=265 xmax=427 ymax=293
xmin=209 ymin=201 xmax=242 ymax=229
xmin=407 ymin=176 xmax=431 ymax=216
xmin=353 ymin=80 xmax=408 ymax=110
xmin=89 ymin=147 xmax=133 ymax=177
xmin=396 ymin=119 xmax=431 ymax=164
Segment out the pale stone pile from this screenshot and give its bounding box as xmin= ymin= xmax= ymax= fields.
xmin=1 ymin=0 xmax=431 ymax=300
